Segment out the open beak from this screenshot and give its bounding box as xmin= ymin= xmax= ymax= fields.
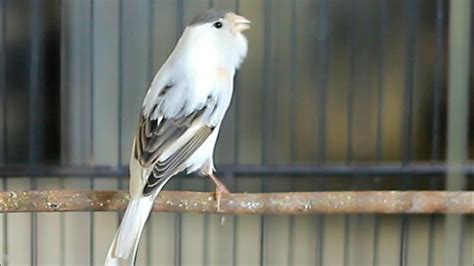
xmin=227 ymin=13 xmax=251 ymax=32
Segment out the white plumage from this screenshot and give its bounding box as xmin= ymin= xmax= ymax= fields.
xmin=105 ymin=9 xmax=250 ymax=265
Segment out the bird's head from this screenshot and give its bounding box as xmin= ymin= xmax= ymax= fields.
xmin=184 ymin=9 xmax=251 ymax=69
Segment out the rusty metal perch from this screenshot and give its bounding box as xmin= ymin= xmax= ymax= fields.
xmin=0 ymin=190 xmax=472 ymax=214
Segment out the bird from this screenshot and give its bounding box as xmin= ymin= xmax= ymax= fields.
xmin=105 ymin=9 xmax=250 ymax=265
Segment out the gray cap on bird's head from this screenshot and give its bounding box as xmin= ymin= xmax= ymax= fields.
xmin=189 ymin=9 xmax=227 ymax=26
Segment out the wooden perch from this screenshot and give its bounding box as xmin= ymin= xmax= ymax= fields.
xmin=0 ymin=190 xmax=472 ymax=214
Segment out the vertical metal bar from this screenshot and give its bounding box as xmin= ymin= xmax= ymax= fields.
xmin=29 ymin=1 xmax=44 ymax=264
xmin=0 ymin=0 xmax=4 ymax=172
xmin=428 ymin=0 xmax=446 ymax=264
xmin=29 ymin=0 xmax=43 ymax=164
xmin=269 ymin=5 xmax=278 ymax=165
xmin=287 ymin=1 xmax=297 ymax=265
xmin=0 ymin=1 xmax=7 ymax=265
xmin=116 ymin=7 xmax=126 ymax=263
xmin=117 ymin=0 xmax=124 ymax=201
xmin=346 ymin=0 xmax=355 ymax=167
xmin=261 ymin=1 xmax=272 ymax=166
xmin=202 ymin=184 xmax=209 ymax=266
xmin=400 ymin=1 xmax=417 ymax=265
xmin=59 ymin=1 xmax=67 ymax=264
xmin=402 ymin=0 xmax=417 ymax=166
xmin=459 ymin=217 xmax=466 ymax=266
xmin=446 ymin=0 xmax=471 ymax=264
xmin=260 ymin=1 xmax=272 ymax=265
xmin=146 ymin=1 xmax=154 ymax=264
xmin=289 ymin=0 xmax=297 ymax=165
xmin=315 ymin=1 xmax=329 ymax=265
xmin=344 ymin=1 xmax=356 ymax=265
xmin=317 ymin=0 xmax=328 ymax=166
xmin=431 ymin=0 xmax=445 ymax=164
xmin=174 ymin=2 xmax=184 ymax=266
xmin=231 ymin=0 xmax=241 ymax=263
xmin=373 ymin=1 xmax=388 ymax=265
xmin=400 ymin=220 xmax=414 ymax=266
xmin=375 ymin=0 xmax=387 ymax=164
xmin=89 ymin=1 xmax=95 ymax=264
xmin=427 ymin=212 xmax=437 ymax=266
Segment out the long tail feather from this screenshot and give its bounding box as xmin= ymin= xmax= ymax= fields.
xmin=105 ymin=197 xmax=154 ymax=266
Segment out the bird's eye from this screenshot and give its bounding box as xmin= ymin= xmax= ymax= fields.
xmin=213 ymin=22 xmax=223 ymax=29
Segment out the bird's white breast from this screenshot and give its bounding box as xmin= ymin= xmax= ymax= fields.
xmin=178 ymin=35 xmax=235 ymax=174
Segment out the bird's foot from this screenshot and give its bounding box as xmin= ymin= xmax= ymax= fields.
xmin=215 ymin=185 xmax=230 ymax=226
xmin=215 ymin=184 xmax=230 ymax=213
xmin=209 ymin=173 xmax=230 ymax=213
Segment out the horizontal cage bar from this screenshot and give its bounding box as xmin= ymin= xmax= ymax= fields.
xmin=0 ymin=163 xmax=473 ymax=177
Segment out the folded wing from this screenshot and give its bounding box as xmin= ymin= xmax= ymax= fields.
xmin=134 ymin=87 xmax=217 ymax=196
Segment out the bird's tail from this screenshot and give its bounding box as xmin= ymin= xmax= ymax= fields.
xmin=105 ymin=196 xmax=154 ymax=266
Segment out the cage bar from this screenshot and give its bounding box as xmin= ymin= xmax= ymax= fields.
xmin=445 ymin=0 xmax=471 ymax=265
xmin=0 ymin=1 xmax=7 ymax=265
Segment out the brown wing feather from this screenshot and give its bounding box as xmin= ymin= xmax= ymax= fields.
xmin=142 ymin=126 xmax=212 ymax=195
xmin=134 ymin=107 xmax=213 ymax=196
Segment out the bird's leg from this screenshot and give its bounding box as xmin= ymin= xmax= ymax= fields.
xmin=209 ymin=173 xmax=230 ymax=212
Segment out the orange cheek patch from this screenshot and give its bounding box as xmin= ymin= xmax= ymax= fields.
xmin=218 ymin=67 xmax=231 ymax=79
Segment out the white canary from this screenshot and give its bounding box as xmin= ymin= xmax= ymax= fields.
xmin=105 ymin=9 xmax=250 ymax=265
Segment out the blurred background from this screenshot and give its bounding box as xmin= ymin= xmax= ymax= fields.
xmin=0 ymin=0 xmax=473 ymax=265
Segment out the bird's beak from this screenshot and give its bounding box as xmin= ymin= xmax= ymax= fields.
xmin=227 ymin=13 xmax=251 ymax=32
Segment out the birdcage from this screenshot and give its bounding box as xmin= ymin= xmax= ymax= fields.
xmin=0 ymin=0 xmax=472 ymax=265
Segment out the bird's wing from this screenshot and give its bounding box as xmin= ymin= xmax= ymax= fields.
xmin=134 ymin=81 xmax=218 ymax=196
